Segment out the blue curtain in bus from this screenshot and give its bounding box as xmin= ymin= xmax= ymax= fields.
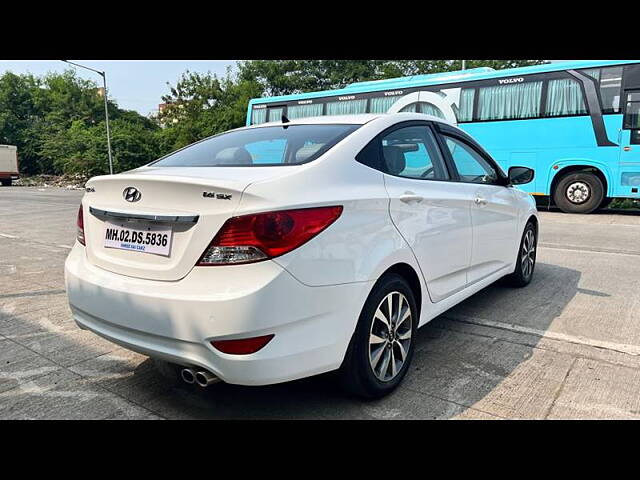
xmin=287 ymin=103 xmax=323 ymax=119
xmin=478 ymin=81 xmax=543 ymax=120
xmin=268 ymin=108 xmax=284 ymax=122
xmin=546 ymin=78 xmax=587 ymax=116
xmin=326 ymin=99 xmax=367 ymax=115
xmin=252 ymin=108 xmax=267 ymax=124
xmin=457 ymin=89 xmax=475 ymax=122
xmin=370 ymin=96 xmax=401 ymax=113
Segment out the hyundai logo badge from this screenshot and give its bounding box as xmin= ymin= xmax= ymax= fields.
xmin=123 ymin=187 xmax=142 ymax=203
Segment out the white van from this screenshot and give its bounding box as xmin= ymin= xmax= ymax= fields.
xmin=0 ymin=145 xmax=19 ymax=186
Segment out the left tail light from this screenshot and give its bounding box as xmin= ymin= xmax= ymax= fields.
xmin=198 ymin=206 xmax=343 ymax=266
xmin=77 ymin=205 xmax=85 ymax=245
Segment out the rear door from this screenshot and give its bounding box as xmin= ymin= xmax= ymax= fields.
xmin=438 ymin=130 xmax=519 ymax=284
xmin=376 ymin=122 xmax=473 ymax=303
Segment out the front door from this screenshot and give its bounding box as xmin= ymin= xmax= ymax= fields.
xmin=440 ymin=134 xmax=519 ymax=285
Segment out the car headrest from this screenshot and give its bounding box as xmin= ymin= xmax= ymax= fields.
xmin=383 ymin=146 xmax=406 ymax=175
xmin=215 ymin=147 xmax=253 ymax=165
xmin=295 ymin=143 xmax=324 ymax=163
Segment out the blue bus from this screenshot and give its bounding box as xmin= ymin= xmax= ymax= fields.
xmin=246 ymin=60 xmax=640 ymax=213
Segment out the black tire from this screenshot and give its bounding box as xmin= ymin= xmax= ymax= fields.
xmin=1 ymin=178 xmax=11 ymax=186
xmin=553 ymin=172 xmax=604 ymax=214
xmin=599 ymin=197 xmax=613 ymax=210
xmin=339 ymin=273 xmax=418 ymax=399
xmin=504 ymin=221 xmax=537 ymax=288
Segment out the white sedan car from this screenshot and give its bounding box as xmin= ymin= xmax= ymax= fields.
xmin=65 ymin=113 xmax=538 ymax=398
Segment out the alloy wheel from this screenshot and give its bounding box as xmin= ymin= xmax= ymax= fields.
xmin=368 ymin=291 xmax=412 ymax=382
xmin=521 ymin=229 xmax=536 ymax=279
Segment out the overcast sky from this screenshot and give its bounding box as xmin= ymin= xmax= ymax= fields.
xmin=0 ymin=60 xmax=236 ymax=116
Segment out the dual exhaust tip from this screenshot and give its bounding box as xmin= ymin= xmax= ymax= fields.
xmin=181 ymin=368 xmax=220 ymax=388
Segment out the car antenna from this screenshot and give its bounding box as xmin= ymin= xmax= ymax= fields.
xmin=281 ymin=114 xmax=290 ymax=124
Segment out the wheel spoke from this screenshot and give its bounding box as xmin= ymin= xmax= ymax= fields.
xmin=370 ymin=333 xmax=386 ymax=345
xmin=395 ymin=340 xmax=407 ymax=363
xmin=378 ymin=348 xmax=391 ymax=379
xmin=397 ymin=305 xmax=411 ymax=330
xmin=374 ymin=307 xmax=390 ymax=330
xmin=390 ymin=348 xmax=397 ymax=378
xmin=370 ymin=344 xmax=386 ymax=368
xmin=397 ymin=329 xmax=412 ymax=341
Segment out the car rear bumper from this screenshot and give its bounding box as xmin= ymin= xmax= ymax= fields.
xmin=64 ymin=244 xmax=372 ymax=385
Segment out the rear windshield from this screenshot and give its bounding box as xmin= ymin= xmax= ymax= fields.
xmin=150 ymin=124 xmax=361 ymax=167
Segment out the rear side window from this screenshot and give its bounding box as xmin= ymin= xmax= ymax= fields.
xmin=357 ymin=124 xmax=450 ymax=181
xmin=151 ymin=124 xmax=360 ymax=167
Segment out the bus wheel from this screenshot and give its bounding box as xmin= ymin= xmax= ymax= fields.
xmin=0 ymin=179 xmax=11 ymax=186
xmin=553 ymin=172 xmax=604 ymax=214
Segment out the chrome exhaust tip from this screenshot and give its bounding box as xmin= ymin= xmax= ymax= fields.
xmin=195 ymin=370 xmax=220 ymax=388
xmin=181 ymin=368 xmax=196 ymax=384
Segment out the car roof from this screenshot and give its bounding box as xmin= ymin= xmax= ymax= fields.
xmin=244 ymin=112 xmax=456 ymax=129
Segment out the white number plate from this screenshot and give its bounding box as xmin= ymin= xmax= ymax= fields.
xmin=104 ymin=221 xmax=172 ymax=256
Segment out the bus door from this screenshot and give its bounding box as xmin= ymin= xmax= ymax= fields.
xmin=620 ymin=64 xmax=640 ymax=195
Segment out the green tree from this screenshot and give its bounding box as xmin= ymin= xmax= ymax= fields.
xmin=0 ymin=68 xmax=161 ymax=176
xmin=157 ymin=68 xmax=262 ymax=151
xmin=237 ymin=60 xmax=547 ymax=96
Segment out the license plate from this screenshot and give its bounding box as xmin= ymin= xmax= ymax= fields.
xmin=104 ymin=221 xmax=172 ymax=256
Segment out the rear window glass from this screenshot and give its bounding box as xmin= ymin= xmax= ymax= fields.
xmin=151 ymin=124 xmax=361 ymax=167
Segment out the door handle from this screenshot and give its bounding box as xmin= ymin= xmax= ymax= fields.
xmin=400 ymin=193 xmax=424 ymax=204
xmin=474 ymin=196 xmax=487 ymax=206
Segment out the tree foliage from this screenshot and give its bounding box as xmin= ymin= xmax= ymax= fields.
xmin=0 ymin=60 xmax=547 ymax=177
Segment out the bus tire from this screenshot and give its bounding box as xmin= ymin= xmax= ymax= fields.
xmin=599 ymin=197 xmax=613 ymax=210
xmin=553 ymin=172 xmax=604 ymax=214
xmin=1 ymin=179 xmax=11 ymax=186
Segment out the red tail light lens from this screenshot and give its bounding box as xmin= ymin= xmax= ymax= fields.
xmin=77 ymin=205 xmax=85 ymax=246
xmin=198 ymin=206 xmax=343 ymax=265
xmin=211 ymin=334 xmax=275 ymax=355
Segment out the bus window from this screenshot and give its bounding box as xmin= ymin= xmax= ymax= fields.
xmin=326 ymin=99 xmax=367 ymax=115
xmin=268 ymin=107 xmax=284 ymax=122
xmin=252 ymin=108 xmax=267 ymax=124
xmin=582 ymin=67 xmax=623 ymax=113
xmin=287 ymin=103 xmax=323 ymax=120
xmin=477 ymin=81 xmax=543 ymax=121
xmin=457 ymin=89 xmax=475 ymax=122
xmin=399 ymin=102 xmax=446 ymax=119
xmin=545 ymin=78 xmax=587 ymax=117
xmin=599 ymin=67 xmax=623 ymax=113
xmin=370 ymin=96 xmax=402 ymax=113
xmin=623 ymin=92 xmax=640 ymax=130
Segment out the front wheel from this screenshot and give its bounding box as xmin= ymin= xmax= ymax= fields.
xmin=339 ymin=274 xmax=418 ymax=399
xmin=553 ymin=172 xmax=604 ymax=214
xmin=504 ymin=221 xmax=537 ymax=288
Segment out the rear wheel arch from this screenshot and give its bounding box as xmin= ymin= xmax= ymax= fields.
xmin=376 ymin=263 xmax=422 ymax=318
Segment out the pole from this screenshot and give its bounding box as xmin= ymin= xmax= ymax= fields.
xmin=101 ymin=73 xmax=114 ymax=175
xmin=462 ymin=60 xmax=466 ymax=70
xmin=61 ymin=60 xmax=114 ymax=174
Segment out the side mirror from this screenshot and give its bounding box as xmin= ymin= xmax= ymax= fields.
xmin=508 ymin=166 xmax=534 ymax=185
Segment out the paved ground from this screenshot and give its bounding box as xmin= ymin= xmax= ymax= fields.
xmin=2 ymin=186 xmax=640 ymax=419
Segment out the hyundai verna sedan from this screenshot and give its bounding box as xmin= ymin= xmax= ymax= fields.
xmin=64 ymin=113 xmax=538 ymax=398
